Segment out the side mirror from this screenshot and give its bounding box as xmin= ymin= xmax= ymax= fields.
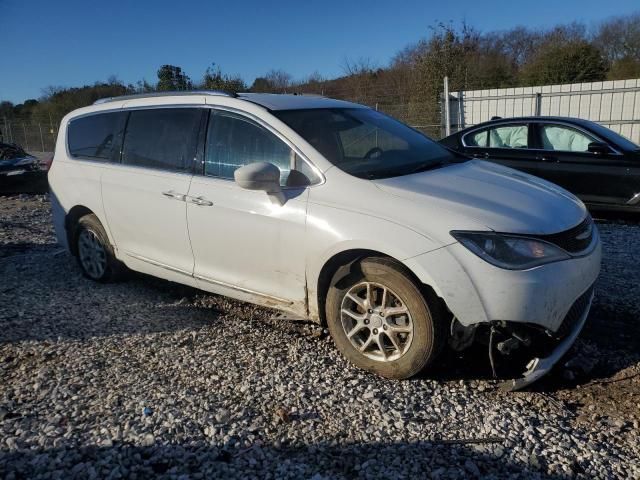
xmin=587 ymin=141 xmax=610 ymax=155
xmin=234 ymin=162 xmax=285 ymax=204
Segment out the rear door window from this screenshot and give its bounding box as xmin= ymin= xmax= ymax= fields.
xmin=466 ymin=124 xmax=529 ymax=149
xmin=68 ymin=112 xmax=127 ymax=161
xmin=122 ymin=108 xmax=202 ymax=172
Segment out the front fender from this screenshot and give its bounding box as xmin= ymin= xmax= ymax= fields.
xmin=305 ymin=202 xmax=447 ymax=321
xmin=403 ymin=246 xmax=488 ymax=326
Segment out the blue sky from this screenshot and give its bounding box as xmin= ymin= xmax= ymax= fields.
xmin=1 ymin=0 xmax=639 ymax=104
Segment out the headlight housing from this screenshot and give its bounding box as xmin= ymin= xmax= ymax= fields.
xmin=15 ymin=157 xmax=37 ymax=167
xmin=451 ymin=231 xmax=570 ymax=270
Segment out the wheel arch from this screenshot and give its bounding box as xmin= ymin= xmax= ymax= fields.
xmin=314 ymin=248 xmax=445 ymax=327
xmin=65 ymin=205 xmax=95 ymax=256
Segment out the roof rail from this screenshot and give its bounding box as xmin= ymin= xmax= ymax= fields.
xmin=93 ymin=90 xmax=238 ymax=105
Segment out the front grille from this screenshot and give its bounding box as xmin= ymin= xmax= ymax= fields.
xmin=553 ymin=284 xmax=594 ymax=339
xmin=534 ymin=215 xmax=594 ymax=254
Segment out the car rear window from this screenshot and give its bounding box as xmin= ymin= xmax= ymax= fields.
xmin=67 ymin=112 xmax=127 ymax=161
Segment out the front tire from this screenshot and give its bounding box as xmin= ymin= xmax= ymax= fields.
xmin=74 ymin=214 xmax=124 ymax=282
xmin=326 ymin=257 xmax=444 ymax=379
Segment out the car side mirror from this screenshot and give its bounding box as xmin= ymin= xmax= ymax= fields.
xmin=234 ymin=162 xmax=285 ymax=204
xmin=587 ymin=141 xmax=610 ymax=155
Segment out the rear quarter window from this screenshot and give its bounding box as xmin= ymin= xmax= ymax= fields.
xmin=67 ymin=112 xmax=127 ymax=161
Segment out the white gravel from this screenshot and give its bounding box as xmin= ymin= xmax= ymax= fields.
xmin=1 ymin=194 xmax=639 ymax=479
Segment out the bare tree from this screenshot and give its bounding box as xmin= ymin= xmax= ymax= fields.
xmin=295 ymin=71 xmax=326 ymax=94
xmin=594 ymin=13 xmax=640 ymax=79
xmin=264 ymin=69 xmax=293 ymax=93
xmin=340 ymin=57 xmax=377 ymax=76
xmin=107 ymin=75 xmax=121 ymax=86
xmin=595 ymin=14 xmax=640 ymax=61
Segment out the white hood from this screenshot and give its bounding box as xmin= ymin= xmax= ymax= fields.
xmin=374 ymin=160 xmax=587 ymax=235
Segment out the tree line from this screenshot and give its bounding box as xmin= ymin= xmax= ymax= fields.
xmin=2 ymin=13 xmax=639 ymax=129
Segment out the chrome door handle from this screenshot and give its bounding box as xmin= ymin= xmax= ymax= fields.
xmin=536 ymin=155 xmax=559 ymax=163
xmin=162 ymin=190 xmax=186 ymax=201
xmin=189 ymin=196 xmax=213 ymax=206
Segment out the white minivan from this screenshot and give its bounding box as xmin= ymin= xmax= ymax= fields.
xmin=49 ymin=91 xmax=601 ymax=389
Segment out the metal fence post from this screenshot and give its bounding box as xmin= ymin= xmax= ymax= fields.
xmin=457 ymin=93 xmax=463 ymax=132
xmin=23 ymin=123 xmax=29 ymax=151
xmin=535 ymin=93 xmax=542 ymax=116
xmin=443 ymin=76 xmax=451 ymax=137
xmin=38 ymin=124 xmax=45 ymax=152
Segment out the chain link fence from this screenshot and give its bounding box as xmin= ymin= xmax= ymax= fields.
xmin=371 ymin=102 xmax=442 ymax=138
xmin=1 ymin=90 xmax=447 ymax=155
xmin=2 ymin=116 xmax=60 ymax=153
xmin=7 ymin=78 xmax=640 ymax=155
xmin=2 ymin=103 xmax=443 ymax=156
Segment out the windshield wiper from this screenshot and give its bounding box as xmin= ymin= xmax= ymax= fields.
xmin=364 ymin=160 xmax=449 ymax=180
xmin=409 ymin=160 xmax=447 ymax=174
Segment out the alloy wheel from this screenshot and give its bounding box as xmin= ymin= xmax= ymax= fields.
xmin=340 ymin=281 xmax=414 ymax=362
xmin=78 ymin=228 xmax=107 ymax=279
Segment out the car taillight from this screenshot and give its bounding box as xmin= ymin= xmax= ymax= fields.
xmin=41 ymin=156 xmax=53 ymax=171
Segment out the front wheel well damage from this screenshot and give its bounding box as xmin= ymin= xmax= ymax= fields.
xmin=65 ymin=205 xmax=94 ymax=256
xmin=316 ymin=249 xmax=449 ymax=328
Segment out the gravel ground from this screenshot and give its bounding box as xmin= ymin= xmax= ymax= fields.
xmin=1 ymin=194 xmax=639 ymax=479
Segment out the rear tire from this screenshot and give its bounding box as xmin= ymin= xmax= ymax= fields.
xmin=74 ymin=214 xmax=125 ymax=282
xmin=326 ymin=257 xmax=444 ymax=379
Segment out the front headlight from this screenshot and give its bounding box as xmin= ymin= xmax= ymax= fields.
xmin=451 ymin=231 xmax=570 ymax=270
xmin=15 ymin=157 xmax=37 ymax=167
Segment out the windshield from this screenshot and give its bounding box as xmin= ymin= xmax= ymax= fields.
xmin=274 ymin=108 xmax=456 ymax=179
xmin=587 ymin=122 xmax=639 ymax=151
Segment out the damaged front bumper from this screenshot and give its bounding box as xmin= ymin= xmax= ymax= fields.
xmin=404 ymin=223 xmax=601 ymax=390
xmin=501 ymin=288 xmax=594 ymax=391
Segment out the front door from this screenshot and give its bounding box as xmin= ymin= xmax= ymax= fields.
xmin=532 ymin=123 xmax=640 ymax=206
xmin=187 ymin=109 xmax=309 ymax=313
xmin=101 ymin=107 xmax=204 ymax=275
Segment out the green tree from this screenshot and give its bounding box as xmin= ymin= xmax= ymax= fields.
xmin=156 ymin=65 xmax=193 ymax=91
xmin=608 ymin=56 xmax=640 ymax=80
xmin=13 ymin=99 xmax=39 ymax=117
xmin=202 ymin=64 xmax=246 ymax=93
xmin=521 ymin=41 xmax=607 ymax=85
xmin=249 ymin=77 xmax=273 ymax=92
xmin=28 ymin=82 xmax=132 ymax=125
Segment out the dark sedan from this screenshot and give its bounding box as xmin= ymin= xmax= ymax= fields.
xmin=0 ymin=143 xmax=49 ymax=194
xmin=439 ymin=117 xmax=640 ymax=213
